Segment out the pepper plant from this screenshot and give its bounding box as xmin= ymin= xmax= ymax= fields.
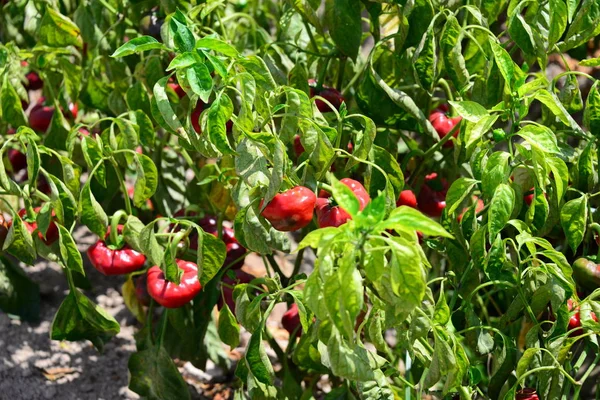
xmin=2 ymin=0 xmax=600 ymax=399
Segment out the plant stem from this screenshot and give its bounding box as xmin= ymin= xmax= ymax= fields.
xmin=109 ymin=159 xmax=132 ymax=215
xmin=156 ymin=309 xmax=169 ymax=349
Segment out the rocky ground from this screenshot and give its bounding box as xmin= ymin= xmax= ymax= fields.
xmin=0 ymin=226 xmax=307 ymax=400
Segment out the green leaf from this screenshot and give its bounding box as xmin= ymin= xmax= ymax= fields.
xmin=1 ymin=75 xmax=27 ymax=127
xmin=153 ymin=77 xmax=188 ymax=141
xmin=413 ymin=25 xmax=437 ymax=94
xmin=186 ymin=62 xmax=213 ymax=103
xmin=490 ymin=40 xmax=524 ymax=90
xmin=584 ymin=81 xmax=600 ymax=137
xmin=446 ymin=177 xmax=479 ymax=215
xmin=441 ymin=15 xmax=469 ymax=91
xmin=128 ymin=346 xmax=191 ymax=400
xmin=196 ymin=37 xmax=239 ymax=57
xmin=246 ymin=321 xmax=275 ymax=384
xmin=198 ymin=229 xmax=226 ymax=287
xmin=79 ymin=181 xmax=108 ymax=238
xmin=516 ymin=125 xmax=559 ymax=154
xmin=133 ymin=154 xmax=158 ymax=208
xmin=170 ymin=15 xmax=195 ymax=53
xmin=81 ymin=136 xmax=106 ymax=187
xmin=327 ymin=330 xmax=377 ymax=382
xmin=448 ymin=101 xmax=489 ymax=123
xmin=218 ymin=304 xmax=240 ymax=348
xmin=0 ymin=257 xmax=40 ymax=322
xmin=516 ymin=347 xmax=541 ymax=379
xmin=38 ymin=8 xmax=82 ymax=48
xmin=126 ymin=82 xmax=152 ymax=117
xmin=560 ymin=196 xmax=587 ymax=253
xmin=344 ymin=115 xmax=376 ymax=171
xmin=482 ymin=151 xmax=511 ymax=197
xmin=379 ymin=206 xmax=453 ymax=238
xmin=3 ymin=211 xmax=36 ymax=265
xmin=388 ymin=237 xmax=425 ymax=314
xmin=26 ymin=139 xmax=41 ymax=190
xmin=133 ymin=110 xmax=156 ymax=148
xmin=488 ymin=184 xmax=514 ymax=239
xmin=580 ymin=57 xmax=600 ymax=67
xmin=51 ymin=290 xmax=120 ymax=351
xmin=207 ymin=94 xmax=234 ymax=155
xmin=237 ymin=56 xmax=276 ymax=93
xmin=325 ymin=0 xmax=362 ymax=60
xmin=508 ymin=4 xmax=537 ymax=57
xmin=122 ymin=276 xmax=145 ymax=323
xmin=58 ymin=226 xmax=85 ymax=276
xmin=111 ymin=36 xmax=165 ymax=57
xmin=140 ymin=221 xmax=163 ymax=267
xmin=548 ymin=0 xmax=568 ymax=50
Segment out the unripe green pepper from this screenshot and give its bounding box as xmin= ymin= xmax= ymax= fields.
xmin=572 ymin=258 xmax=600 ymax=290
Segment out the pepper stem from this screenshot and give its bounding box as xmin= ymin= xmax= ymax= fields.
xmin=109 ymin=210 xmax=128 ymax=247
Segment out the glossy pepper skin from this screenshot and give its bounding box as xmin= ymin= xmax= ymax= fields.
xmin=429 ymin=105 xmax=462 ymax=148
xmin=147 ymin=259 xmax=202 ymax=308
xmin=396 ymin=189 xmax=418 ymax=208
xmin=87 ymin=225 xmax=146 ymax=276
xmin=572 ymin=258 xmax=600 ymax=291
xmin=316 ymin=178 xmax=370 ymax=228
xmin=417 ymin=173 xmax=448 ymax=217
xmin=8 ymin=149 xmax=27 ymax=172
xmin=308 ymin=79 xmax=344 ymax=112
xmin=261 ymin=186 xmax=317 ymax=231
xmin=516 ymin=389 xmax=539 ymax=400
xmin=282 ymin=303 xmax=302 ymax=338
xmin=16 ymin=208 xmax=59 ymax=245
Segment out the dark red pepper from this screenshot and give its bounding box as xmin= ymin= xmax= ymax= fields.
xmin=147 ymin=259 xmax=202 ymax=308
xmin=191 ymin=101 xmax=205 ymax=134
xmin=261 ymin=186 xmax=317 ymax=232
xmin=282 ymin=303 xmax=302 ymax=338
xmin=8 ymin=149 xmax=27 ymax=172
xmin=87 ymin=225 xmax=146 ymax=276
xmin=15 ymin=207 xmax=59 ymax=245
xmin=396 ymin=189 xmax=418 ymax=208
xmin=417 ymin=173 xmax=447 ymax=217
xmin=429 ymin=105 xmax=462 ymax=148
xmin=308 ymin=79 xmax=344 ymax=112
xmin=315 ymin=179 xmax=370 ymax=228
xmin=293 ymin=135 xmax=305 ymax=157
xmin=168 ymin=82 xmax=186 ymax=99
xmin=29 ymin=98 xmax=78 ymax=133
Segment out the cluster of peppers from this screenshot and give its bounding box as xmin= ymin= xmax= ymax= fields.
xmin=260 ymin=178 xmax=372 ymax=233
xmin=86 ymin=210 xmax=247 ymax=309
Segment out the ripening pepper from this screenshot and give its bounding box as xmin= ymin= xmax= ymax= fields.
xmin=261 ymin=186 xmax=317 ymax=231
xmin=572 ymin=258 xmax=600 ymax=291
xmin=308 ymin=79 xmax=345 ymax=112
xmin=8 ymin=149 xmax=27 ymax=173
xmin=282 ymin=303 xmax=302 ymax=338
xmin=147 ymin=259 xmax=202 ymax=308
xmin=87 ymin=225 xmax=146 ymax=275
xmin=429 ymin=104 xmax=462 ymax=148
xmin=417 ymin=173 xmax=448 ymax=217
xmin=315 ymin=178 xmax=370 ymax=228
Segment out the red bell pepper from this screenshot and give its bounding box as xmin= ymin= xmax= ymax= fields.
xmin=8 ymin=149 xmax=27 ymax=173
xmin=315 ymin=178 xmax=370 ymax=228
xmin=396 ymin=189 xmax=418 ymax=208
xmin=87 ymin=225 xmax=146 ymax=275
xmin=146 ymin=259 xmax=202 ymax=308
xmin=429 ymin=105 xmax=462 ymax=148
xmin=282 ymin=303 xmax=302 ymax=338
xmin=417 ymin=173 xmax=448 ymax=217
xmin=308 ymin=79 xmax=344 ymax=112
xmin=567 ymin=298 xmax=598 ymax=336
xmin=261 ymin=186 xmax=317 ymax=231
xmin=15 ymin=207 xmax=59 ymax=245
